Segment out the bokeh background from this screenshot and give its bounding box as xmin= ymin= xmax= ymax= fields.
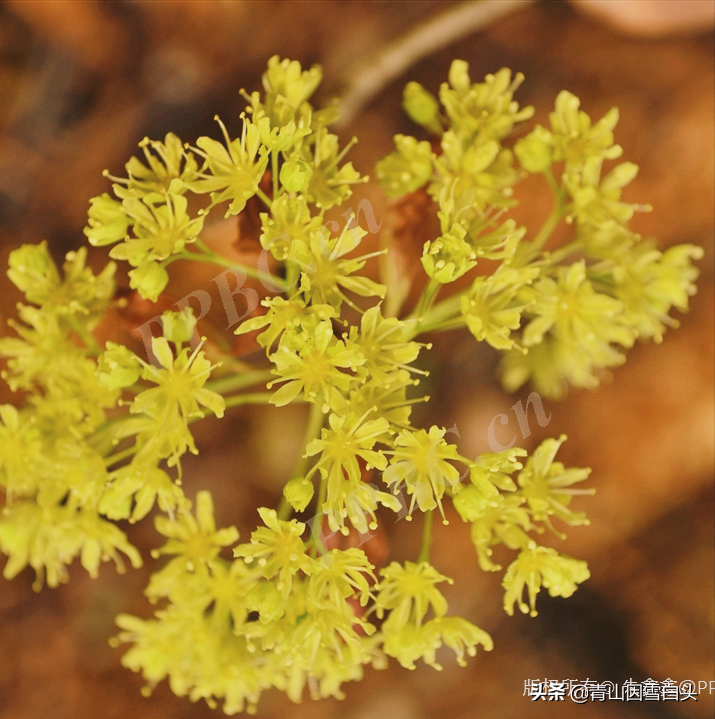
xmin=0 ymin=2 xmax=713 ymax=718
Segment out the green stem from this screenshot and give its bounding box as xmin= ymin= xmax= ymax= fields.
xmin=548 ymin=239 xmax=581 ymax=265
xmin=276 ymin=495 xmax=292 ymax=521
xmin=279 ymin=258 xmax=301 ymax=297
xmin=420 ymin=315 xmax=466 ymax=334
xmin=255 ymin=186 xmax=273 ymax=209
xmin=403 ymin=277 xmax=442 ymax=338
xmin=417 ymin=278 xmax=441 ymax=319
xmin=205 ymin=368 xmax=274 ymax=395
xmin=222 ymin=392 xmax=276 ymax=409
xmin=104 ymin=444 xmax=137 ymax=468
xmin=172 ymin=247 xmax=287 ymax=291
xmin=530 ymin=205 xmax=564 ymax=254
xmin=97 ymin=391 xmax=277 ymax=465
xmin=192 ymin=237 xmax=218 ymax=256
xmin=88 ymin=411 xmax=135 ymax=455
xmin=409 ymin=289 xmax=465 ymax=338
xmin=297 ymin=400 xmax=327 ymax=477
xmin=93 ymin=369 xmax=274 ymax=445
xmin=277 ymin=400 xmax=326 ymax=520
xmin=544 ymin=166 xmax=560 ymax=197
xmin=308 ymin=469 xmax=329 ymax=557
xmin=417 ymin=509 xmax=434 ymax=564
xmin=271 ymin=152 xmax=280 ymax=201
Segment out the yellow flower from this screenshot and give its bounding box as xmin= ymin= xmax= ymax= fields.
xmin=148 ymin=491 xmax=239 ymax=601
xmin=185 ymin=116 xmax=269 ymax=217
xmin=233 ymin=507 xmax=314 ymax=599
xmin=376 ymin=561 xmax=492 ymax=670
xmin=268 ymin=319 xmax=363 ymax=412
xmin=375 ymin=561 xmax=451 ymax=629
xmin=502 ymin=543 xmax=590 ymax=617
xmin=131 ymin=336 xmax=224 ymax=465
xmin=305 ymin=411 xmax=399 ymax=534
xmin=383 ymin=426 xmax=464 ymax=520
xmin=421 ymin=222 xmax=477 ymax=284
xmin=517 ymin=435 xmax=593 ymax=530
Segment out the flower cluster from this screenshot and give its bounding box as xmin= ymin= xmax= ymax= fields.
xmin=375 ymin=561 xmax=493 ymax=669
xmin=378 ymin=61 xmax=702 ymax=397
xmin=118 ymin=496 xmax=385 ymax=713
xmin=0 ymin=56 xmax=702 ymax=714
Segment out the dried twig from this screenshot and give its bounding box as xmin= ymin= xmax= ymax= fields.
xmin=335 ymin=0 xmax=535 ymax=129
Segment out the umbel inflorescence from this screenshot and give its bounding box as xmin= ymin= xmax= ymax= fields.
xmin=0 ymin=57 xmax=702 ymax=714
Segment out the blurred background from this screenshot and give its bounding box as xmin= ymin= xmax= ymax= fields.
xmin=0 ymin=1 xmax=713 ymax=718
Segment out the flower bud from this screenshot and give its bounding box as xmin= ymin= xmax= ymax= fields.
xmin=514 ymin=127 xmax=553 ymax=174
xmin=453 ymin=484 xmax=492 ymax=523
xmin=98 ymin=342 xmax=140 ymax=388
xmin=283 ymin=475 xmax=314 ymax=512
xmin=84 ymin=193 xmax=129 ymax=246
xmin=280 ymin=159 xmax=313 ymax=192
xmin=7 ymin=242 xmax=59 ymax=299
xmin=161 ymin=308 xmax=197 ymax=345
xmin=421 ymin=224 xmax=477 ymax=284
xmin=128 ymin=261 xmax=169 ymax=302
xmin=403 ymin=82 xmax=440 ymax=131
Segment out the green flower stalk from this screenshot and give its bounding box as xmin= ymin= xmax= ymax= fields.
xmin=0 ymin=55 xmax=703 ymax=714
